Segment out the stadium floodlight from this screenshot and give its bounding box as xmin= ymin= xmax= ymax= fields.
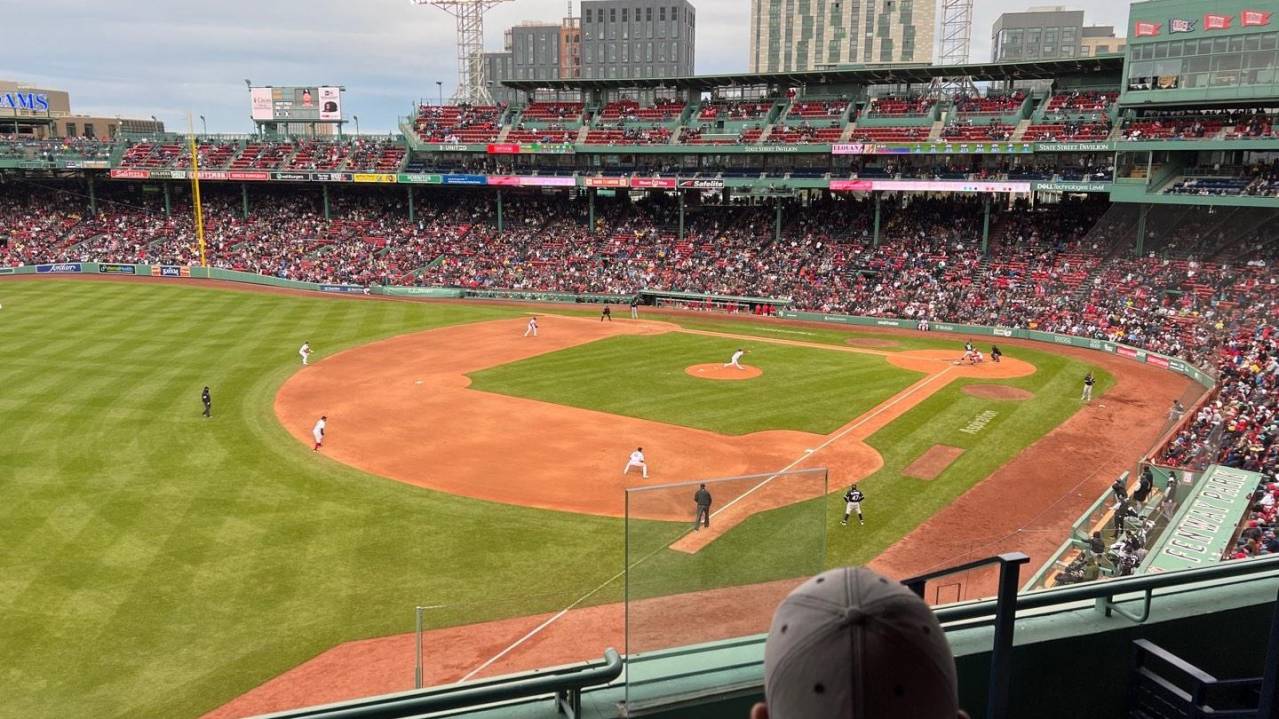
xmin=930 ymin=0 xmax=978 ymax=98
xmin=411 ymin=0 xmax=514 ymax=105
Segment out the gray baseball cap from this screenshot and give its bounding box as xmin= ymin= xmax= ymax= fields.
xmin=761 ymin=567 xmax=960 ymax=718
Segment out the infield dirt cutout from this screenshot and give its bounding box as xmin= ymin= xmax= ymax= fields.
xmin=963 ymin=384 xmax=1034 ymax=400
xmin=904 ymin=445 xmax=966 ymax=480
xmin=685 ymin=363 xmax=762 ymax=380
xmin=209 ymin=315 xmax=1191 ymax=719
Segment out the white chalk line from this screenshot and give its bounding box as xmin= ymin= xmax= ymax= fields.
xmin=456 ymin=364 xmax=957 ymax=683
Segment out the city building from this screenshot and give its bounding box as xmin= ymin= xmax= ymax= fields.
xmin=748 ymin=0 xmax=935 ymax=73
xmin=1080 ymin=25 xmax=1126 ymax=57
xmin=580 ymin=0 xmax=696 ymax=80
xmin=992 ymin=6 xmax=1125 ymax=62
xmin=0 ymin=80 xmax=162 ymax=138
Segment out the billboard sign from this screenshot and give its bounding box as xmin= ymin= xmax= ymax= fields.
xmin=250 ymin=86 xmax=342 ymax=122
xmin=678 ymin=178 xmax=725 ymax=190
xmin=631 ymin=177 xmax=677 ymax=189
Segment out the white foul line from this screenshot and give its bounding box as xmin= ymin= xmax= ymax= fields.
xmin=457 ymin=365 xmax=956 ymax=682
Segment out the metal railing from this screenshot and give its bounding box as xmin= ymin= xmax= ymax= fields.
xmin=258 ymin=648 xmax=622 ymax=719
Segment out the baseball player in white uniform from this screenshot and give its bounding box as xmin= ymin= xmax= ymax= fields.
xmin=723 ymin=348 xmax=747 ymax=370
xmin=312 ymin=415 xmax=327 ymax=452
xmin=623 ymin=447 xmax=648 ymax=478
xmin=524 ymin=317 xmax=539 ymax=337
xmin=299 ymin=341 xmax=312 ymax=366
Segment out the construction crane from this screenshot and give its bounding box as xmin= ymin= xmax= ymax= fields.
xmin=411 ymin=0 xmax=514 ymax=105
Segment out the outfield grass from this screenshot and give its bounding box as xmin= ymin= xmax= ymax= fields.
xmin=0 ymin=281 xmax=1111 ymax=717
xmin=467 ymin=333 xmax=923 ymax=435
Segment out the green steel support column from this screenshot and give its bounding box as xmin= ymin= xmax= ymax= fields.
xmin=981 ymin=195 xmax=992 ymax=256
xmin=678 ymin=191 xmax=685 ymax=241
xmin=88 ymin=174 xmax=97 ymax=215
xmin=496 ymin=189 xmax=504 ymax=234
xmin=163 ymin=183 xmax=171 ymax=217
xmin=407 ymin=186 xmax=415 ymax=222
xmin=774 ymin=201 xmax=782 ymax=242
xmin=872 ymin=193 xmax=881 ymax=247
xmin=1135 ymin=203 xmax=1149 ymax=256
xmin=589 ymin=189 xmax=595 ymax=231
xmin=322 ymin=184 xmax=331 ymax=220
xmin=241 ymin=183 xmax=249 ymax=219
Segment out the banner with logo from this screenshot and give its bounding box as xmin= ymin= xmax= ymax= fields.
xmin=1134 ymin=21 xmax=1162 ymax=36
xmin=110 ymin=169 xmax=150 ymax=180
xmin=1242 ymin=9 xmax=1272 ymax=26
xmin=36 ymin=263 xmax=82 ymax=273
xmin=98 ymin=263 xmax=136 ymax=275
xmin=829 ymin=179 xmax=875 ymax=191
xmin=397 ymin=173 xmax=443 ymax=184
xmin=150 ymin=265 xmax=191 ymax=278
xmin=441 ymin=174 xmax=487 ymax=186
xmin=487 ymin=143 xmax=521 ymax=154
xmin=678 ymin=178 xmax=725 ymax=190
xmin=631 ymin=177 xmax=677 ymax=189
xmin=352 ymin=173 xmax=397 ymax=184
xmin=584 ymin=177 xmax=630 ymax=188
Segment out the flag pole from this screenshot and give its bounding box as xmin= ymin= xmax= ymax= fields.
xmin=186 ymin=112 xmax=208 ymax=268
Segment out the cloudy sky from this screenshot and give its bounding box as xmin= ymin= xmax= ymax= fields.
xmin=1 ymin=0 xmax=1133 ymax=133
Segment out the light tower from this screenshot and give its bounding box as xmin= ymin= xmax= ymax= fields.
xmin=931 ymin=0 xmax=977 ymax=98
xmin=412 ymin=0 xmax=514 ymax=105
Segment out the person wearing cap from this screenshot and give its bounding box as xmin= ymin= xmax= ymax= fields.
xmin=751 ymin=566 xmax=969 ymax=719
xmin=693 ymin=483 xmax=712 ymax=530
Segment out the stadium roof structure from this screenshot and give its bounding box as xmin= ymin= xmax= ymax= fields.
xmin=502 ymin=55 xmax=1125 ymax=92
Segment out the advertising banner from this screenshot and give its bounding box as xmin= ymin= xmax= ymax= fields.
xmin=441 ymin=174 xmax=487 ymax=186
xmin=228 ymin=171 xmax=270 ymax=182
xmin=0 ymin=267 xmax=16 ymax=274
xmin=829 ymin=179 xmax=875 ymax=192
xmin=486 ymin=175 xmax=521 ymax=187
xmin=352 ymin=173 xmax=397 ymax=184
xmin=272 ymin=171 xmax=314 ymax=182
xmin=250 ymin=87 xmax=274 ymax=121
xmin=831 ymin=143 xmax=867 ymax=155
xmin=110 ymin=169 xmax=150 ymax=180
xmin=36 ymin=263 xmax=82 ymax=273
xmin=486 ymin=143 xmax=522 ymax=154
xmin=318 ymin=86 xmax=341 ymax=121
xmin=678 ymin=178 xmax=725 ymax=190
xmin=397 ymin=173 xmax=443 ymax=184
xmin=631 ymin=177 xmax=677 ymax=189
xmin=1032 ymin=181 xmax=1112 ymax=193
xmin=585 ymin=177 xmax=630 ymax=188
xmin=314 ymin=172 xmax=351 ymax=183
xmin=98 ymin=263 xmax=136 ymax=275
xmin=521 ymin=176 xmax=576 ymax=187
xmin=150 ymin=265 xmax=191 ymax=278
xmin=320 ymin=284 xmax=367 ymax=294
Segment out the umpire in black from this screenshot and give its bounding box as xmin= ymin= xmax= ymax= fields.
xmin=693 ymin=483 xmax=712 ymax=530
xmin=202 ymin=386 xmax=212 ymax=418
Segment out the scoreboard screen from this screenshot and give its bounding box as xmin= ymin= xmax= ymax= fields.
xmin=250 ymin=86 xmax=342 ymax=122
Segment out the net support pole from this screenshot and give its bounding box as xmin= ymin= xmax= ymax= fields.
xmin=87 ymin=173 xmax=97 ymax=215
xmin=163 ymin=183 xmax=171 ymax=218
xmin=415 ymin=606 xmax=425 ymax=689
xmin=241 ymin=183 xmax=249 ymax=220
xmin=773 ymin=201 xmax=782 ymax=242
xmin=407 ymin=185 xmax=415 ymax=222
xmin=1135 ymin=203 xmax=1149 ymax=257
xmin=981 ymin=194 xmax=991 ymax=256
xmin=872 ymin=193 xmax=881 ymax=247
xmin=678 ymin=191 xmax=685 ymax=241
xmin=322 ymin=184 xmax=331 ymax=221
xmin=496 ymin=189 xmax=504 ymax=234
xmin=589 ymin=188 xmax=596 ymax=232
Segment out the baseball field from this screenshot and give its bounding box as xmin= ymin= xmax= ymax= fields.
xmin=0 ymin=278 xmax=1189 ymax=718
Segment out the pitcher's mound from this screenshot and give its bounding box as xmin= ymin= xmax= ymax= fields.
xmin=685 ymin=363 xmax=762 ymax=380
xmin=963 ymin=384 xmax=1033 ymax=400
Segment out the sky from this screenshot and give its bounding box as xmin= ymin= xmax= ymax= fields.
xmin=1 ymin=0 xmax=1133 ymax=134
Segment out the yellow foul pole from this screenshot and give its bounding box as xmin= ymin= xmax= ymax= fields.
xmin=186 ymin=112 xmax=208 ymax=267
